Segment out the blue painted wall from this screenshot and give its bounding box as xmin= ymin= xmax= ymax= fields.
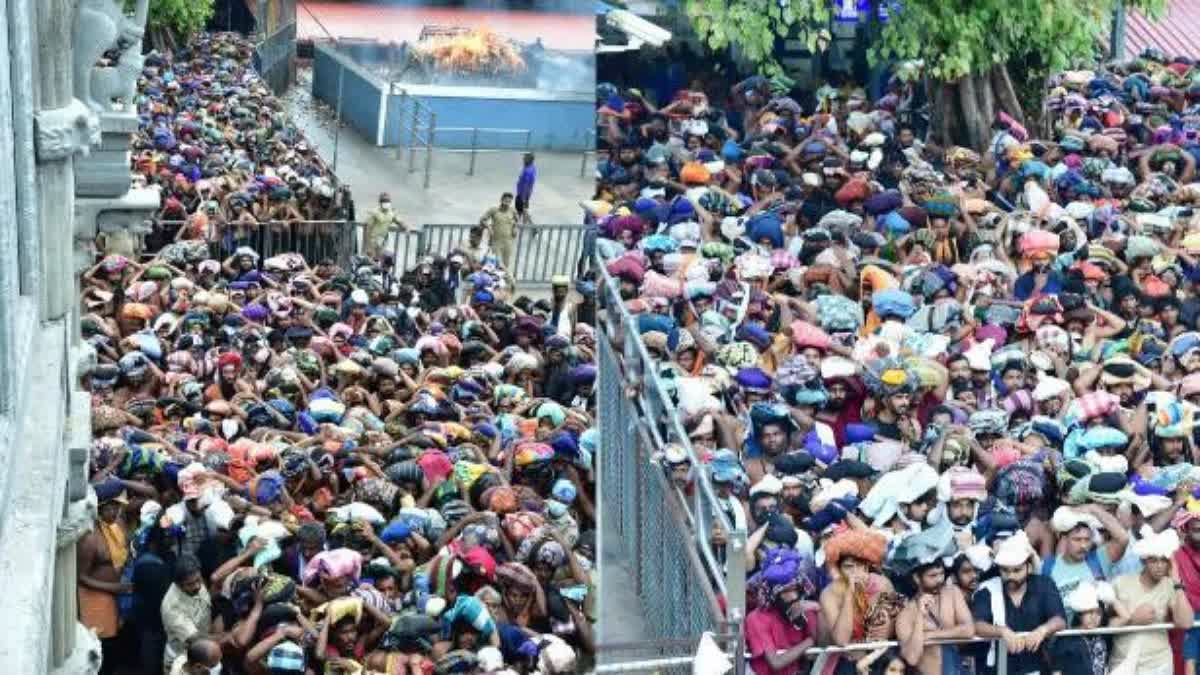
xmin=312 ymin=46 xmax=383 ymax=145
xmin=313 ymin=44 xmax=592 ymax=151
xmin=385 ymin=93 xmax=592 ymax=151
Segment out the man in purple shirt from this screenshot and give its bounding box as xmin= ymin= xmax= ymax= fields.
xmin=515 ymin=152 xmax=536 ymax=224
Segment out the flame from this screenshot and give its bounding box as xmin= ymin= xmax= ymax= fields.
xmin=414 ymin=28 xmax=526 ymax=75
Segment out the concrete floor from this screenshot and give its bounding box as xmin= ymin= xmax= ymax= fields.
xmin=599 ymin=516 xmax=652 ymax=648
xmin=283 ymin=66 xmax=594 ymax=227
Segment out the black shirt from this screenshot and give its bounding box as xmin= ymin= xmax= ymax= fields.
xmin=131 ymin=552 xmax=173 ymax=633
xmin=971 ymin=575 xmax=1066 ymax=675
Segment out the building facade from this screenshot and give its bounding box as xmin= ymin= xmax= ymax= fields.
xmin=0 ymin=0 xmax=157 ymax=671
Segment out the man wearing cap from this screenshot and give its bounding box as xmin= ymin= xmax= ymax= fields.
xmin=549 ymin=274 xmax=574 ymax=337
xmin=479 ymin=192 xmax=520 ymax=272
xmin=365 ymin=192 xmax=407 ymax=260
xmin=971 ymin=532 xmax=1068 ymax=675
xmin=78 ymin=478 xmax=134 ymax=674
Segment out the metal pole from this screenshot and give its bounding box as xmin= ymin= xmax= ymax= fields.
xmin=424 ymin=112 xmax=436 ymax=190
xmin=1110 ymin=1 xmax=1127 ymax=60
xmin=468 ymin=127 xmax=479 ymax=176
xmin=409 ymin=101 xmax=419 ymax=172
xmin=525 ymin=129 xmax=533 ymax=150
xmin=333 ymin=63 xmax=345 ymax=172
xmin=394 ymin=87 xmax=406 ymax=161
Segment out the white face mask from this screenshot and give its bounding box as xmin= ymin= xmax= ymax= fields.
xmin=221 ymin=418 xmax=239 ymax=439
xmin=380 ymin=202 xmax=392 ymax=211
xmin=208 ymin=665 xmax=223 ymax=675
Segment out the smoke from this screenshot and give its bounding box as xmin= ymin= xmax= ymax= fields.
xmin=534 ymin=50 xmax=595 ymax=94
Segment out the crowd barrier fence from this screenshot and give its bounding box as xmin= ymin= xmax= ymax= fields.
xmin=393 ymin=224 xmax=588 ymax=288
xmin=805 ymin=619 xmax=1200 ymax=675
xmin=141 ymin=221 xmax=586 ymax=287
xmin=144 ymin=220 xmax=357 ymax=266
xmin=596 ymin=261 xmax=748 ymax=674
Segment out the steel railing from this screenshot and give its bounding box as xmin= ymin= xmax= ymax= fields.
xmin=581 ymin=129 xmax=596 ymax=178
xmin=144 ymin=220 xmax=356 ymax=266
xmin=432 ymin=127 xmax=534 ymax=177
xmin=390 ymin=85 xmax=437 ymax=190
xmin=595 ymin=634 xmax=739 ymax=674
xmin=805 ymin=619 xmax=1200 ymax=675
xmin=596 ymin=259 xmax=748 ymax=674
xmin=389 ymin=223 xmax=587 ymax=288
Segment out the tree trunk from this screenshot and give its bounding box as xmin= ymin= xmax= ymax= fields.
xmin=927 ymin=64 xmax=1023 ymax=151
xmin=990 ymin=64 xmax=1025 ymax=125
xmin=975 ymin=71 xmax=996 ymax=145
xmin=929 ymin=80 xmax=956 ymax=147
xmin=957 ymin=74 xmax=988 ymax=151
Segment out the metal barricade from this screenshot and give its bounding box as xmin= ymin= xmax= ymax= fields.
xmin=430 ymin=126 xmax=534 ymax=176
xmin=389 ymin=226 xmax=426 ymax=277
xmin=596 ymin=635 xmax=738 ymax=674
xmin=803 ymin=619 xmax=1200 ymax=675
xmin=390 ymin=85 xmax=436 ymax=190
xmin=596 ymin=261 xmax=747 ymax=673
xmin=415 ymin=224 xmax=587 ymax=288
xmin=581 ymin=129 xmax=596 ymax=178
xmin=147 ymin=220 xmax=354 ymax=265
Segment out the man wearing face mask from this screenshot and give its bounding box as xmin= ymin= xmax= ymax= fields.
xmin=365 ymin=192 xmax=407 ymax=260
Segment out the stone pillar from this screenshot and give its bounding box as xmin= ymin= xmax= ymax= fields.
xmin=35 ymin=0 xmax=84 ymax=322
xmin=50 ymin=490 xmax=101 ymax=674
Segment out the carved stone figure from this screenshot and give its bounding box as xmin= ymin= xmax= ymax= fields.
xmin=73 ymin=0 xmax=149 ymax=112
xmin=34 ymin=100 xmax=102 ymax=161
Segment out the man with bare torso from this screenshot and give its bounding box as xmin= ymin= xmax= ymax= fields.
xmin=896 ymin=559 xmax=975 ymax=674
xmin=78 ymin=478 xmax=133 ymax=675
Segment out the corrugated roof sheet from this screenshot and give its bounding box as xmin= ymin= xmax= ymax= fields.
xmin=1123 ymin=0 xmax=1200 ymax=58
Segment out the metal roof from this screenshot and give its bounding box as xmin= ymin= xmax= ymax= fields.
xmin=1123 ymin=0 xmax=1200 ymax=58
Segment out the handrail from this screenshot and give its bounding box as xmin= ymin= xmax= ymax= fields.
xmin=431 ymin=126 xmax=533 ymax=176
xmin=597 ymin=255 xmax=744 ymax=667
xmin=804 ymin=619 xmax=1200 ymax=675
xmin=597 ymin=257 xmax=748 ymax=669
xmin=151 ymin=220 xmax=350 ymax=226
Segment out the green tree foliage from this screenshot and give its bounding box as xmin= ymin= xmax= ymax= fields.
xmin=685 ymin=0 xmax=1166 ymax=147
xmin=126 ymin=0 xmax=215 ymax=41
xmin=869 ymin=0 xmax=1164 ymax=81
xmin=687 ymin=0 xmax=1164 ymax=80
xmin=685 ymin=0 xmax=831 ymax=78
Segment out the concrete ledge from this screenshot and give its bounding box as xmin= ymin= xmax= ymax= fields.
xmin=0 ymin=320 xmax=71 ymax=672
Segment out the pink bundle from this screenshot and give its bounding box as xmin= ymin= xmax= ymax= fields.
xmin=1019 ymin=229 xmax=1060 ymax=258
xmin=303 ymin=548 xmax=363 ymax=586
xmin=606 ymin=254 xmax=646 ymax=286
xmin=503 ymin=511 xmax=545 ymax=541
xmin=641 ymin=270 xmax=682 ymax=298
xmin=790 ymin=320 xmax=832 ymax=351
xmin=1075 ymin=391 xmax=1120 ymax=422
